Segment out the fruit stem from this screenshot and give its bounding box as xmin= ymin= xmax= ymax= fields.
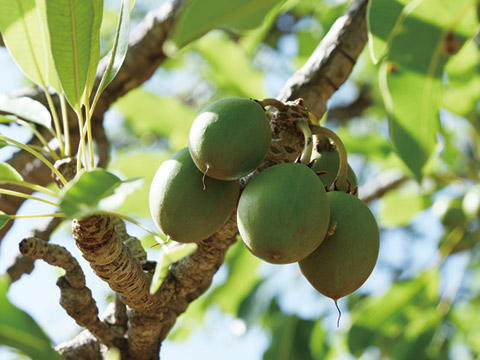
xmin=257 ymin=98 xmax=286 ymax=111
xmin=334 ymin=299 xmax=341 ymax=328
xmin=0 ymin=189 xmax=59 ymax=207
xmin=295 ymin=120 xmax=313 ymax=165
xmin=310 ymin=124 xmax=349 ymax=192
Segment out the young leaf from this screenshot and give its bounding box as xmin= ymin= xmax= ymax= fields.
xmin=379 ymin=0 xmax=478 ymax=179
xmin=0 ymin=162 xmax=24 ymax=183
xmin=0 ymin=212 xmax=9 ymax=230
xmin=0 ymin=95 xmax=52 ymax=129
xmin=46 ymin=0 xmax=94 ymax=112
xmin=59 ymin=169 xmax=122 ymax=218
xmin=0 ymin=0 xmax=59 ymax=90
xmin=150 ymin=243 xmax=198 ymax=294
xmin=170 ymin=0 xmax=286 ymax=49
xmin=0 ymin=274 xmax=63 ymax=360
xmin=93 ymin=0 xmax=131 ymax=102
xmin=84 ymin=0 xmax=104 ymax=104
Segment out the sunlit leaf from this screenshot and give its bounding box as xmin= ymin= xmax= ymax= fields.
xmin=0 ymin=0 xmax=59 ymax=90
xmin=0 ymin=212 xmax=9 ymax=230
xmin=46 ymin=0 xmax=94 ymax=112
xmin=379 ymin=0 xmax=478 ymax=179
xmin=170 ymin=0 xmax=286 ymax=48
xmin=84 ymin=0 xmax=104 ymax=103
xmin=0 ymin=274 xmax=62 ymax=360
xmin=150 ymin=243 xmax=198 ymax=294
xmin=59 ymin=169 xmax=122 ymax=218
xmin=378 ymin=188 xmax=431 ymax=227
xmin=0 ymin=162 xmax=24 ymax=183
xmin=0 ymin=96 xmax=52 ymax=129
xmin=95 ymin=0 xmax=130 ymax=97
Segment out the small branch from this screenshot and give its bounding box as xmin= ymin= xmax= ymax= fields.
xmin=56 ymin=330 xmax=103 ymax=360
xmin=6 ymin=217 xmax=63 ymax=283
xmin=18 ymin=237 xmax=126 ymax=351
xmin=359 ymin=170 xmax=410 ymax=204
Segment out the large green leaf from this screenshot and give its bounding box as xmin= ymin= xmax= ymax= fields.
xmin=379 ymin=0 xmax=478 ymax=179
xmin=0 ymin=274 xmax=63 ymax=360
xmin=0 ymin=162 xmax=24 ymax=183
xmin=0 ymin=0 xmax=59 ymax=90
xmin=46 ymin=0 xmax=94 ymax=112
xmin=59 ymin=169 xmax=122 ymax=218
xmin=95 ymin=0 xmax=131 ymax=98
xmin=84 ymin=0 xmax=104 ymax=103
xmin=0 ymin=95 xmax=52 ymax=129
xmin=170 ymin=0 xmax=286 ymax=48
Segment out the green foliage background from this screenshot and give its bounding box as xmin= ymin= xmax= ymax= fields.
xmin=1 ymin=0 xmax=480 ymax=358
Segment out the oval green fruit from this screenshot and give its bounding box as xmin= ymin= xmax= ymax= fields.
xmin=311 ymin=147 xmax=357 ymax=191
xmin=237 ymin=163 xmax=330 ymax=264
xmin=188 ymin=97 xmax=271 ymax=180
xmin=149 ymin=147 xmax=240 ymax=243
xmin=299 ymin=191 xmax=379 ymax=300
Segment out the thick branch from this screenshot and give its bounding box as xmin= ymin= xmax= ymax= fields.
xmin=18 ymin=237 xmax=126 ymax=351
xmin=278 ymin=0 xmax=369 ymax=118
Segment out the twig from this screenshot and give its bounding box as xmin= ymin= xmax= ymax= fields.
xmin=359 ymin=170 xmax=409 ymax=204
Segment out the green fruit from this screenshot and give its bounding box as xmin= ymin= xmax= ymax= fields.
xmin=438 ymin=198 xmax=467 ymax=229
xmin=188 ymin=98 xmax=271 ymax=180
xmin=149 ymin=147 xmax=240 ymax=243
xmin=237 ymin=163 xmax=330 ymax=264
xmin=311 ymin=148 xmax=357 ymax=191
xmin=299 ymin=191 xmax=379 ymax=300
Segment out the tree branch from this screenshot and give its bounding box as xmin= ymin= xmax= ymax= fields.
xmin=18 ymin=237 xmax=127 ymax=351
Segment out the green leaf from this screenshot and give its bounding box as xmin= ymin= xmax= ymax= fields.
xmin=170 ymin=0 xmax=286 ymax=48
xmin=0 ymin=0 xmax=59 ymax=90
xmin=0 ymin=274 xmax=62 ymax=360
xmin=0 ymin=212 xmax=9 ymax=230
xmin=0 ymin=162 xmax=24 ymax=183
xmin=84 ymin=0 xmax=104 ymax=104
xmin=378 ymin=187 xmax=431 ymax=227
xmin=150 ymin=243 xmax=198 ymax=294
xmin=46 ymin=0 xmax=94 ymax=112
xmin=59 ymin=169 xmax=122 ymax=218
xmin=367 ymin=0 xmax=411 ymax=64
xmin=379 ymin=0 xmax=478 ymax=179
xmin=0 ymin=95 xmax=52 ymax=129
xmin=95 ymin=0 xmax=131 ymax=97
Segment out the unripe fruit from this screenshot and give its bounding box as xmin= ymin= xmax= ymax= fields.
xmin=299 ymin=191 xmax=379 ymax=300
xmin=237 ymin=163 xmax=330 ymax=264
xmin=188 ymin=98 xmax=271 ymax=180
xmin=149 ymin=147 xmax=240 ymax=243
xmin=311 ymin=147 xmax=357 ymax=191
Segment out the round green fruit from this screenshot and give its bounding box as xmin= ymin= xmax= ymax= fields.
xmin=299 ymin=191 xmax=379 ymax=300
xmin=237 ymin=163 xmax=330 ymax=264
xmin=149 ymin=147 xmax=240 ymax=243
xmin=311 ymin=147 xmax=357 ymax=191
xmin=188 ymin=97 xmax=271 ymax=180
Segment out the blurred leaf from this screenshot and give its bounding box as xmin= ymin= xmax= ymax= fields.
xmin=0 ymin=0 xmax=59 ymax=91
xmin=336 ymin=128 xmax=392 ymax=160
xmin=263 ymin=298 xmax=315 ymax=360
xmin=0 ymin=274 xmax=62 ymax=360
xmin=443 ymin=41 xmax=480 ymax=117
xmin=379 ymin=0 xmax=478 ymax=179
xmin=367 ymin=0 xmax=410 ymax=64
xmin=378 ymin=188 xmax=431 ymax=227
xmin=59 ymin=169 xmax=123 ymax=218
xmin=195 ymin=33 xmax=267 ymax=99
xmin=110 ymin=150 xmax=169 ymax=217
xmin=348 ymin=270 xmax=440 ymax=357
xmin=46 ymin=0 xmax=94 ymax=112
xmin=0 ymin=96 xmax=52 ymax=129
xmin=106 ymin=347 xmax=121 ymax=360
xmin=0 ymin=162 xmax=24 ymax=182
xmin=309 ymin=321 xmax=330 ymax=359
xmin=95 ymin=0 xmax=131 ymax=98
xmin=114 ymin=90 xmax=195 ymax=150
xmin=0 ymin=211 xmax=9 ymax=230
xmin=170 ymin=0 xmax=286 ymax=48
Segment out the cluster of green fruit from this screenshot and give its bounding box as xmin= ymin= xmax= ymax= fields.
xmin=149 ymin=97 xmax=380 ymax=305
